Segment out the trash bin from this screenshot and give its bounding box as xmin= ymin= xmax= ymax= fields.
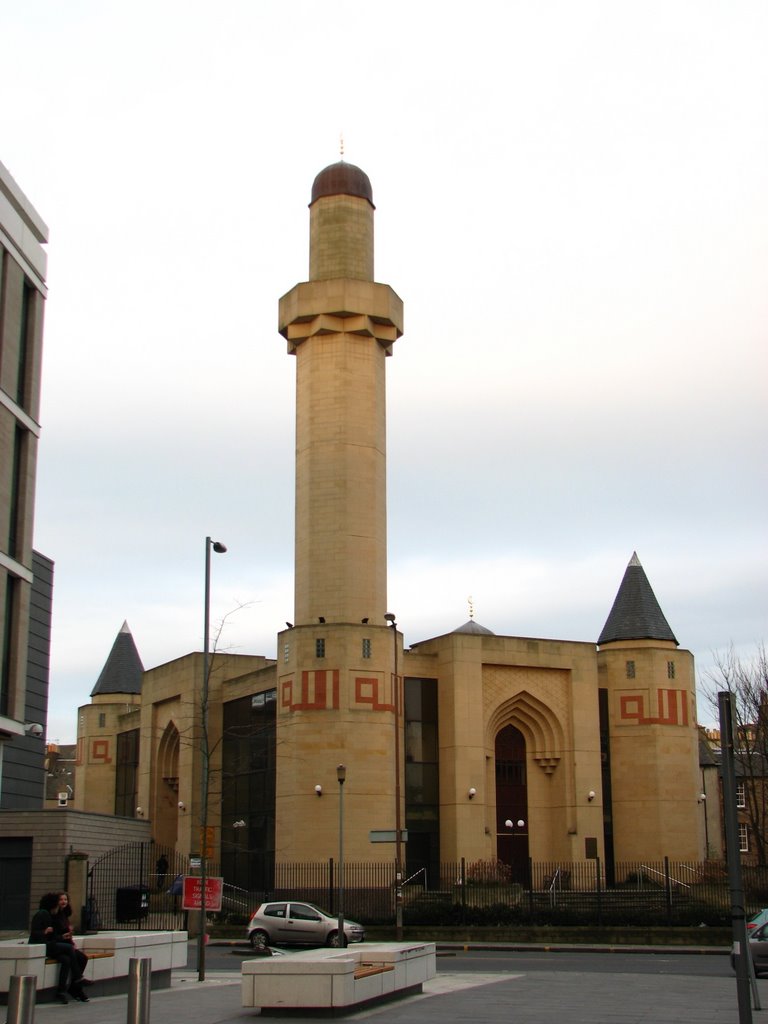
xmin=115 ymin=885 xmax=149 ymax=923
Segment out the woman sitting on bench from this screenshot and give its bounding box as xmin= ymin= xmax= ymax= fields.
xmin=29 ymin=892 xmax=87 ymax=1004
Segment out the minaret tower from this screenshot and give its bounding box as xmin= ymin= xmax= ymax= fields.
xmin=275 ymin=162 xmax=404 ymax=862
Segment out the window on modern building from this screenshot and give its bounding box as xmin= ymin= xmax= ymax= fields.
xmin=16 ymin=281 xmax=33 ymax=408
xmin=739 ymin=822 xmax=749 ymax=853
xmin=98 ymin=713 xmax=106 ymax=728
xmin=667 ymin=660 xmax=675 ymax=679
xmin=8 ymin=426 xmax=27 ymax=559
xmin=283 ymin=643 xmax=290 ymax=663
xmin=315 ymin=638 xmax=325 ymax=658
xmin=625 ymin=660 xmax=635 ymax=679
xmin=362 ymin=638 xmax=371 ymax=659
xmin=1 ymin=575 xmax=19 ymax=718
xmin=736 ymin=782 xmax=746 ymax=808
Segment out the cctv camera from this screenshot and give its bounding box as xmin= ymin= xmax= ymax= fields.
xmin=26 ymin=723 xmax=44 ymax=738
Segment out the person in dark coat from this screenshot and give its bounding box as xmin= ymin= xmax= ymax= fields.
xmin=156 ymin=854 xmax=169 ymax=891
xmin=52 ymin=892 xmax=90 ymax=1000
xmin=29 ymin=892 xmax=86 ymax=1004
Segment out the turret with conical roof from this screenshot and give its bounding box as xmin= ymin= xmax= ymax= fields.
xmin=596 ymin=552 xmax=699 ymax=864
xmin=75 ymin=621 xmax=145 ymax=815
xmin=598 ymin=553 xmax=678 ymax=647
xmin=91 ymin=621 xmax=144 ymax=696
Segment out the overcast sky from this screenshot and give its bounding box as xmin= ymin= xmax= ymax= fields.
xmin=3 ymin=1 xmax=766 ymax=743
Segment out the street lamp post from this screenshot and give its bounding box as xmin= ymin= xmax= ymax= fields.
xmin=336 ymin=764 xmax=346 ymax=947
xmin=197 ymin=536 xmax=226 ymax=982
xmin=385 ymin=613 xmax=403 ymax=940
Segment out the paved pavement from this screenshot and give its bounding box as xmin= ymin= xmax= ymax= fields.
xmin=21 ymin=946 xmax=762 ymax=1024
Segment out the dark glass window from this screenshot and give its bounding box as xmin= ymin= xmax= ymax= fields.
xmin=221 ymin=689 xmax=276 ymax=891
xmin=0 ymin=576 xmax=18 ymax=717
xmin=115 ymin=729 xmax=140 ymax=818
xmin=316 ymin=638 xmax=325 ymax=658
xmin=404 ymin=678 xmax=439 ymax=884
xmin=16 ymin=281 xmax=33 ymax=408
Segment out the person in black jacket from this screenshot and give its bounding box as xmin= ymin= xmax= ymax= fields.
xmin=52 ymin=892 xmax=90 ymax=1000
xmin=29 ymin=892 xmax=85 ymax=1004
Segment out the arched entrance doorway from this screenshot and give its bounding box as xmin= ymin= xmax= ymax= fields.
xmin=154 ymin=722 xmax=180 ymax=848
xmin=495 ymin=724 xmax=529 ymax=882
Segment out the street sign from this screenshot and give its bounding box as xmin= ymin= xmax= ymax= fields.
xmin=369 ymin=830 xmax=408 ymax=843
xmin=182 ymin=875 xmax=223 ymax=912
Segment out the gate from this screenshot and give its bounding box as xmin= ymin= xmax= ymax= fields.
xmin=86 ymin=842 xmax=219 ymax=930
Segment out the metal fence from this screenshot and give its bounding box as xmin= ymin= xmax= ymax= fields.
xmin=86 ymin=841 xmax=220 ymax=931
xmin=248 ymin=857 xmax=768 ymax=928
xmin=85 ymin=849 xmax=768 ymax=930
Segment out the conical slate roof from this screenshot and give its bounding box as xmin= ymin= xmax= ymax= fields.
xmin=598 ymin=553 xmax=678 ymax=646
xmin=90 ymin=621 xmax=144 ymax=696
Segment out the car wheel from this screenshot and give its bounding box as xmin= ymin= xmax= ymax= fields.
xmin=326 ymin=930 xmax=347 ymax=948
xmin=250 ymin=928 xmax=269 ymax=950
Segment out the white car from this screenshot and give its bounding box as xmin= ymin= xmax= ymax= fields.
xmin=246 ymin=901 xmax=365 ymax=948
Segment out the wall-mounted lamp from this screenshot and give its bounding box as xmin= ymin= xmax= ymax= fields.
xmin=25 ymin=722 xmax=44 ymax=737
xmin=315 ymin=785 xmax=323 ymax=797
xmin=233 ymin=819 xmax=246 ymax=828
xmin=468 ymin=787 xmax=477 ymax=799
xmin=505 ymin=819 xmax=526 ymax=828
xmin=587 ymin=790 xmax=596 ymax=802
xmin=178 ymin=801 xmax=186 ymax=811
xmin=698 ymin=793 xmax=707 ymax=803
xmin=136 ymin=807 xmax=144 ymax=816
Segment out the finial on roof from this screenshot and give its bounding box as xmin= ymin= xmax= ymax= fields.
xmin=468 ymin=595 xmax=475 ymax=620
xmin=628 ymin=551 xmax=641 ymax=567
xmin=120 ymin=620 xmax=131 ymax=633
xmin=340 ymin=133 xmax=344 ymax=160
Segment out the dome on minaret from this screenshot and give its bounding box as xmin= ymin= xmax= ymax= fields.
xmin=310 ymin=161 xmax=375 ymax=208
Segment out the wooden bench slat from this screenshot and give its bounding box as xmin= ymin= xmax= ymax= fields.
xmin=353 ymin=964 xmax=394 ymax=979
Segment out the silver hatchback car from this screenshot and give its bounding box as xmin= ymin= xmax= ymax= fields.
xmin=246 ymin=901 xmax=365 ymax=948
xmin=732 ymin=922 xmax=768 ymax=976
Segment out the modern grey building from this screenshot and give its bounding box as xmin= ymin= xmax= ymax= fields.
xmin=0 ymin=159 xmax=51 ymax=806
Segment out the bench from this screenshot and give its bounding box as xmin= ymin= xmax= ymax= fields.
xmin=0 ymin=931 xmax=187 ymax=1004
xmin=241 ymin=941 xmax=436 ymax=1013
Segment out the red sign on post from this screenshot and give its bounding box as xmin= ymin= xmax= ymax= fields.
xmin=182 ymin=876 xmax=223 ymax=912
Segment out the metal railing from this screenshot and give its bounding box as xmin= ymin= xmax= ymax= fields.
xmin=85 ymin=851 xmax=767 ymax=930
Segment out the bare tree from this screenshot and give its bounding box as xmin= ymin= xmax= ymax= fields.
xmin=703 ymin=643 xmax=768 ymax=866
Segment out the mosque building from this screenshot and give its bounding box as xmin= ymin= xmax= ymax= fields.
xmin=74 ymin=161 xmax=704 ymax=889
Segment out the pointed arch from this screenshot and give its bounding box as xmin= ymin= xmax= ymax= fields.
xmin=486 ymin=690 xmax=565 ymax=774
xmin=153 ymin=721 xmax=182 ymax=849
xmin=157 ymin=721 xmax=180 ymax=791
